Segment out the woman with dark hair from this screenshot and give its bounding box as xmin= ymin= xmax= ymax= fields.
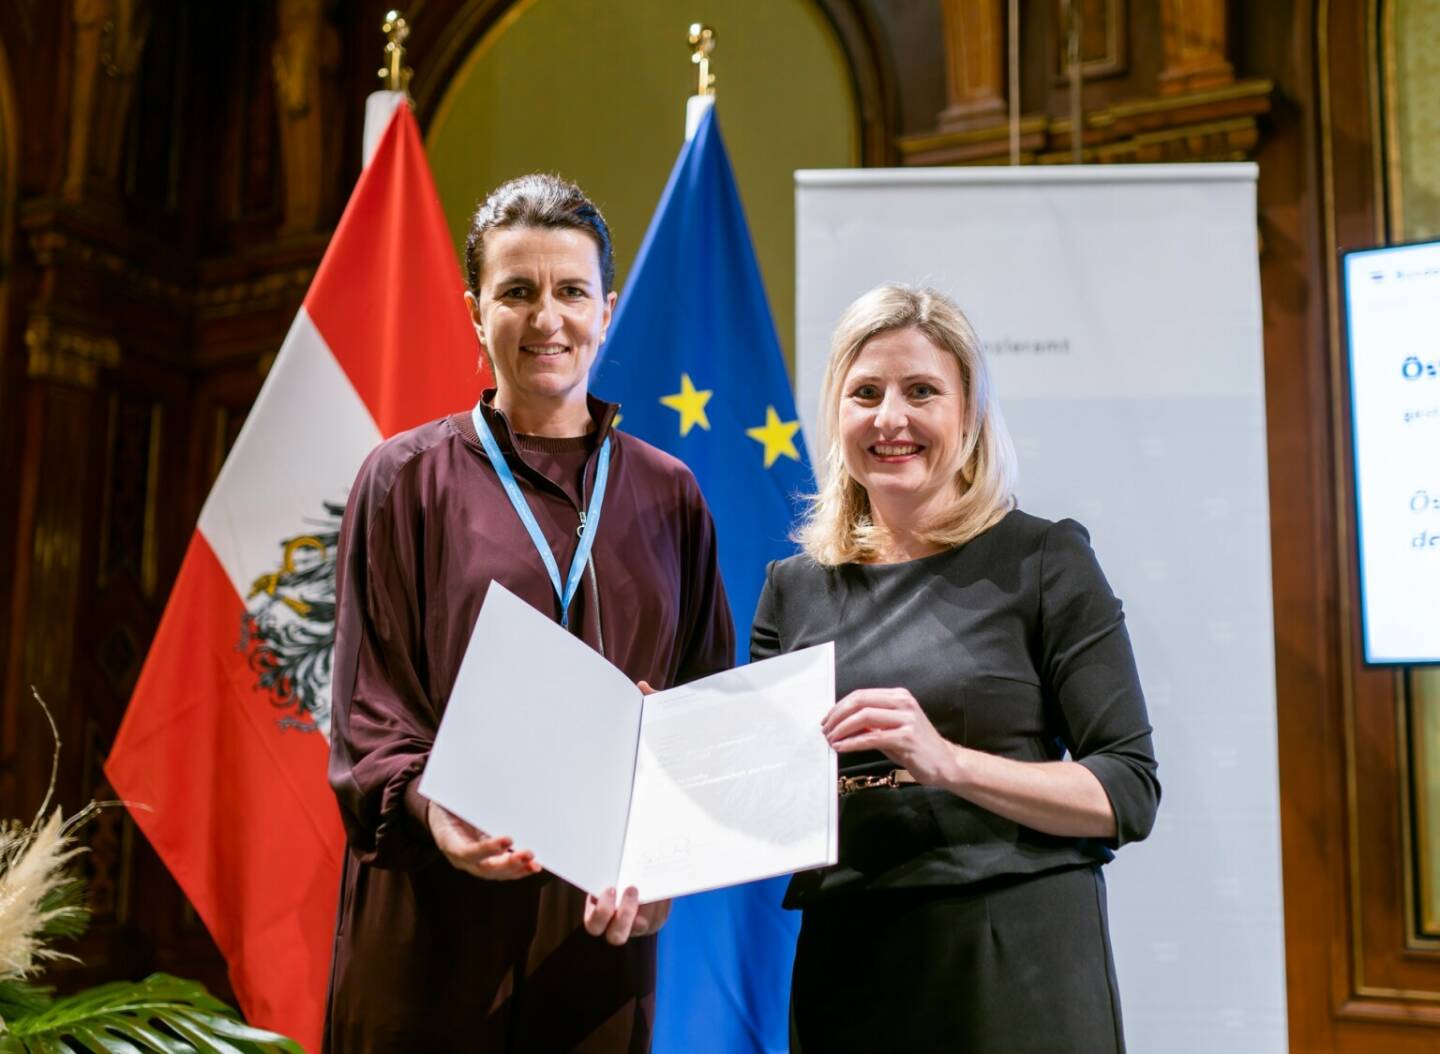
xmin=324 ymin=174 xmax=733 ymax=1052
xmin=759 ymin=283 xmax=1160 ymax=1052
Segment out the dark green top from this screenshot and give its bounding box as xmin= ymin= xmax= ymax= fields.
xmin=751 ymin=508 xmax=1161 ymax=906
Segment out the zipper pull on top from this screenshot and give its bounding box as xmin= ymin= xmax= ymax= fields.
xmin=576 ymin=510 xmax=586 ymax=538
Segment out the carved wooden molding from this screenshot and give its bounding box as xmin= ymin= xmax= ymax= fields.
xmin=28 ymin=227 xmax=188 ymax=302
xmin=938 ymin=0 xmax=1007 ymax=132
xmin=192 ymin=267 xmax=316 ymax=318
xmin=21 ymin=211 xmax=321 ymax=332
xmin=24 ymin=314 xmax=120 ymax=388
xmin=899 ymin=77 xmax=1271 ymax=166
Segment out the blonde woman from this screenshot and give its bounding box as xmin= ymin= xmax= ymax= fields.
xmin=753 ymin=284 xmax=1159 ymax=1052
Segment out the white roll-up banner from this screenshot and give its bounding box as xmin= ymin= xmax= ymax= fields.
xmin=795 ymin=165 xmax=1285 ymax=1052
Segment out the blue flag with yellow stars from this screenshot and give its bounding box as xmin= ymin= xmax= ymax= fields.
xmin=592 ymin=102 xmax=811 ymax=1054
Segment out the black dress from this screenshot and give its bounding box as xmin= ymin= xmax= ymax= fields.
xmin=750 ymin=509 xmax=1160 ymax=1053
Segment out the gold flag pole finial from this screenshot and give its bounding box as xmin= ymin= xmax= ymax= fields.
xmin=379 ymin=10 xmax=413 ymax=94
xmin=688 ymin=23 xmax=716 ymax=96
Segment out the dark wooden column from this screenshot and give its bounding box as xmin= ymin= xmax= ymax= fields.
xmin=937 ymin=0 xmax=1007 ymax=132
xmin=1158 ymin=0 xmax=1233 ymax=95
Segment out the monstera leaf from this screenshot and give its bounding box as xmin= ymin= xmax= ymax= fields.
xmin=0 ymin=973 xmax=302 ymax=1053
xmin=0 ymin=696 xmax=301 ymax=1054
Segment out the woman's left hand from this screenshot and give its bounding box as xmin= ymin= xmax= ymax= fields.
xmin=823 ymin=688 xmax=960 ymax=788
xmin=583 ymin=887 xmax=672 ymax=945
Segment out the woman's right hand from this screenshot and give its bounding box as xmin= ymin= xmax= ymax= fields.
xmin=426 ymin=800 xmax=542 ymax=880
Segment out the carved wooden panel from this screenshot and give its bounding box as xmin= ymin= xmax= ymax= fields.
xmin=908 ymin=0 xmax=1261 ymax=166
xmin=1053 ymin=0 xmax=1127 ymax=81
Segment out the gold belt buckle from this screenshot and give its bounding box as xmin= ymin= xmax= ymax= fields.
xmin=838 ymin=771 xmax=900 ymax=796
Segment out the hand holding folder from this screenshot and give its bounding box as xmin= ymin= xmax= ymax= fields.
xmin=420 ymin=583 xmax=838 ymax=903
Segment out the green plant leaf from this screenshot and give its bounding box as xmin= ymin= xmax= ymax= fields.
xmin=106 ymin=1018 xmax=191 ymax=1054
xmin=0 ymin=980 xmax=52 ymax=1021
xmin=3 ymin=974 xmax=300 ymax=1053
xmin=22 ymin=1036 xmax=69 ymax=1054
xmin=64 ymin=1025 xmax=144 ymax=1054
xmin=168 ymin=1010 xmax=303 ymax=1048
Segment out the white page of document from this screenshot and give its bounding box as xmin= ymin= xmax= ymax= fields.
xmin=419 ymin=582 xmax=643 ymax=896
xmin=618 ymin=643 xmax=837 ymax=901
xmin=420 ymin=583 xmax=837 ymax=902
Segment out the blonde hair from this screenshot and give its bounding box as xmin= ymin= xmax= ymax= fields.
xmin=796 ymin=283 xmax=1018 ymax=566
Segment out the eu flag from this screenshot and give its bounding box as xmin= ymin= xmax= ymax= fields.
xmin=592 ymin=103 xmax=811 ymax=1053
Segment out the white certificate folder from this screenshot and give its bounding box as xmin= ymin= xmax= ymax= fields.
xmin=419 ymin=582 xmax=838 ymax=903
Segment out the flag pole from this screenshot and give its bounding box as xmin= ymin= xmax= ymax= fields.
xmin=365 ymin=11 xmax=413 ymax=168
xmin=379 ymin=10 xmax=414 ymax=94
xmin=685 ymin=23 xmax=716 ymax=141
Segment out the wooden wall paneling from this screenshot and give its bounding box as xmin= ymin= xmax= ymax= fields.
xmin=272 ymin=0 xmax=343 ymax=236
xmin=899 ymin=0 xmax=1267 ymax=166
xmin=1406 ymin=673 xmax=1440 ymax=945
xmin=937 ymin=0 xmax=1006 ymax=131
xmin=1051 ymin=0 xmax=1127 ymax=83
xmin=63 ymin=0 xmax=154 ymax=205
xmin=1036 ymin=0 xmax=1160 ymax=116
xmin=1249 ymin=3 xmax=1348 ymax=1043
xmin=1321 ymin=0 xmax=1440 ymax=1024
xmin=1157 ymin=0 xmax=1232 ymax=95
xmin=0 ymin=30 xmax=23 ymax=792
xmin=1251 ymin=0 xmax=1440 ymax=1046
xmin=1235 ymin=0 xmax=1440 ymax=1045
xmin=8 ymin=341 xmax=110 ymax=818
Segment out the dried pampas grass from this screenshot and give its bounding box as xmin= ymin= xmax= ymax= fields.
xmin=0 ymin=690 xmax=107 ymax=990
xmin=0 ymin=809 xmax=89 ymax=982
xmin=0 ymin=693 xmax=284 ymax=1051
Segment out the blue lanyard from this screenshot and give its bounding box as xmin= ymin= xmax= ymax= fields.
xmin=471 ymin=404 xmax=611 ymax=628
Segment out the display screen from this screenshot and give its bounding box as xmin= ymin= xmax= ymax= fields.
xmin=1343 ymin=239 xmax=1440 ymax=665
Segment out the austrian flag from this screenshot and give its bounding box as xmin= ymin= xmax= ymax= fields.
xmin=105 ymin=96 xmax=482 ymax=1052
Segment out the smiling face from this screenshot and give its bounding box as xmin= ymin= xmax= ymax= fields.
xmin=465 ymin=225 xmax=616 ymax=425
xmin=837 ymin=326 xmax=968 ymax=528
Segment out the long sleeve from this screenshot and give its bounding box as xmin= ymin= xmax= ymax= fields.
xmin=674 ymin=476 xmax=736 ymax=684
xmin=749 ymin=560 xmax=780 ymax=663
xmin=328 ymin=449 xmax=438 ymax=870
xmin=1039 ymin=518 xmax=1161 ymax=847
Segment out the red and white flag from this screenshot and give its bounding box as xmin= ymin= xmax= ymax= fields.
xmin=105 ymin=95 xmax=482 ymax=1051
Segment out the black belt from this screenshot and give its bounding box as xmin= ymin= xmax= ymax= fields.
xmin=837 ymin=768 xmax=917 ymax=796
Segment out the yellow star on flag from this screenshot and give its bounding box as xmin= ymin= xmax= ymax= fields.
xmin=745 ymin=406 xmax=802 ymax=468
xmin=660 ymin=373 xmax=713 ymax=436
